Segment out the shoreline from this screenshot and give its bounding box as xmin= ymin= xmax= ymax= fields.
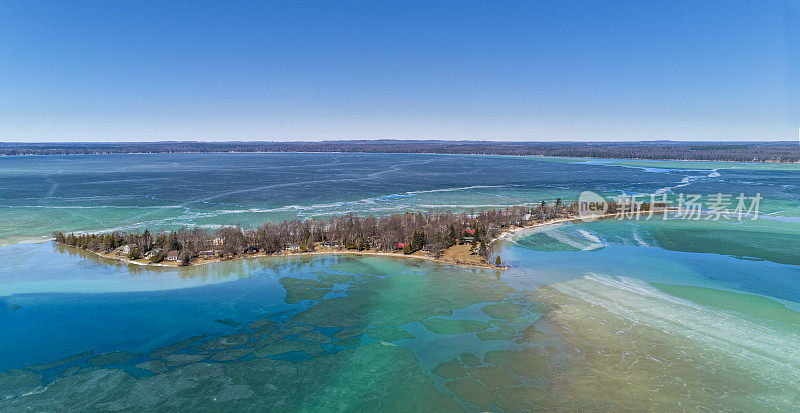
xmin=57 ymin=234 xmax=511 ymax=270
xmin=3 ymin=151 xmax=799 ymax=164
xmin=54 ymin=211 xmax=659 ymax=271
xmin=58 ymin=241 xmax=506 ymax=271
xmin=53 ymin=214 xmax=587 ymax=271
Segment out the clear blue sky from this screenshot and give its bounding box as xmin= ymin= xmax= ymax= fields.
xmin=0 ymin=0 xmax=797 ymax=142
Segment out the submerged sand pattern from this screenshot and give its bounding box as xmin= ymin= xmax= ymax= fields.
xmin=4 ymin=255 xmax=800 ymax=411
xmin=537 ymin=275 xmax=800 ymax=410
xmin=1 ymin=257 xmax=564 ymax=411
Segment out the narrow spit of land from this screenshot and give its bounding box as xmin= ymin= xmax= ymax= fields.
xmin=60 ymin=215 xmax=581 ymax=271
xmin=53 ymin=202 xmax=673 ymax=270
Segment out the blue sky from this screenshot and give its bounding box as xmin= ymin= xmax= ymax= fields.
xmin=0 ymin=0 xmax=797 ymax=142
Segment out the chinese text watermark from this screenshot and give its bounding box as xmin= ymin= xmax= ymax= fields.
xmin=578 ymin=191 xmax=762 ymax=222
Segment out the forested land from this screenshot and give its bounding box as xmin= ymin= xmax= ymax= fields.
xmin=4 ymin=140 xmax=799 ymax=162
xmin=55 ymin=201 xmax=579 ymax=266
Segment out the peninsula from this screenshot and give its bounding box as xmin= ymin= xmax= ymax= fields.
xmin=54 ymin=198 xmax=673 ymax=270
xmin=54 ymin=200 xmax=596 ymax=270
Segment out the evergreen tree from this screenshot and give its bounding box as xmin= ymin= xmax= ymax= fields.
xmin=149 ymin=251 xmax=165 ymax=263
xmin=142 ymin=229 xmax=152 ymax=250
xmin=128 ymin=247 xmax=142 ymax=260
xmin=179 ymin=250 xmax=192 ymax=266
xmin=155 ymin=234 xmax=167 ymax=249
xmin=103 ymin=234 xmax=113 ymax=250
xmin=410 ymin=230 xmax=426 ymax=252
xmin=168 ymin=232 xmax=180 ymax=251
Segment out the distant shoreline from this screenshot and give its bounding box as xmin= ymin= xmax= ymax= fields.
xmin=2 ymin=141 xmax=798 ymax=163
xmin=3 ymin=150 xmax=799 ymax=165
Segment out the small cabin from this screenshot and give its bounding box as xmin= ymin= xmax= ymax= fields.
xmin=199 ymin=250 xmax=216 ymax=258
xmin=118 ymin=245 xmax=131 ymax=255
xmin=463 ymin=229 xmax=476 ymax=236
xmin=144 ymin=248 xmax=162 ymax=258
xmin=166 ymin=250 xmax=180 ymax=261
xmin=285 ymin=244 xmax=300 ymax=251
xmin=396 ymin=242 xmax=405 ymax=250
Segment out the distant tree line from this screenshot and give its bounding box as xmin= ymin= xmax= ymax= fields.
xmin=54 ymin=202 xmax=578 ymax=265
xmin=3 ymin=141 xmax=799 ymax=162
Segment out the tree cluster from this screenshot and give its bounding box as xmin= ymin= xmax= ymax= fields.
xmin=55 ymin=202 xmax=578 ymax=265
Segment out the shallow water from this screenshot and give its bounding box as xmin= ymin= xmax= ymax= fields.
xmin=1 ymin=153 xmax=799 ymax=410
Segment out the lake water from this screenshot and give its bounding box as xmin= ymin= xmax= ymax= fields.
xmin=1 ymin=153 xmax=799 ymax=410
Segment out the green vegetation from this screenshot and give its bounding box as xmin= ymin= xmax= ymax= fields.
xmin=410 ymin=230 xmax=426 ymax=252
xmin=148 ymin=251 xmax=164 ymax=263
xmin=179 ymin=251 xmax=191 ymax=266
xmin=127 ymin=247 xmax=142 ymax=260
xmin=53 ymin=201 xmax=578 ymax=265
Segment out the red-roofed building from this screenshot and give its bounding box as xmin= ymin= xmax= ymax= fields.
xmin=396 ymin=242 xmax=405 ymax=250
xmin=464 ymin=229 xmax=476 ymax=236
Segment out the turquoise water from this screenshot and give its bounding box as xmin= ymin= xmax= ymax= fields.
xmin=7 ymin=153 xmax=799 ymax=245
xmin=1 ymin=153 xmax=799 ymax=410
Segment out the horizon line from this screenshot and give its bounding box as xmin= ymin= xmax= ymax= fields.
xmin=1 ymin=139 xmax=797 ymax=145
